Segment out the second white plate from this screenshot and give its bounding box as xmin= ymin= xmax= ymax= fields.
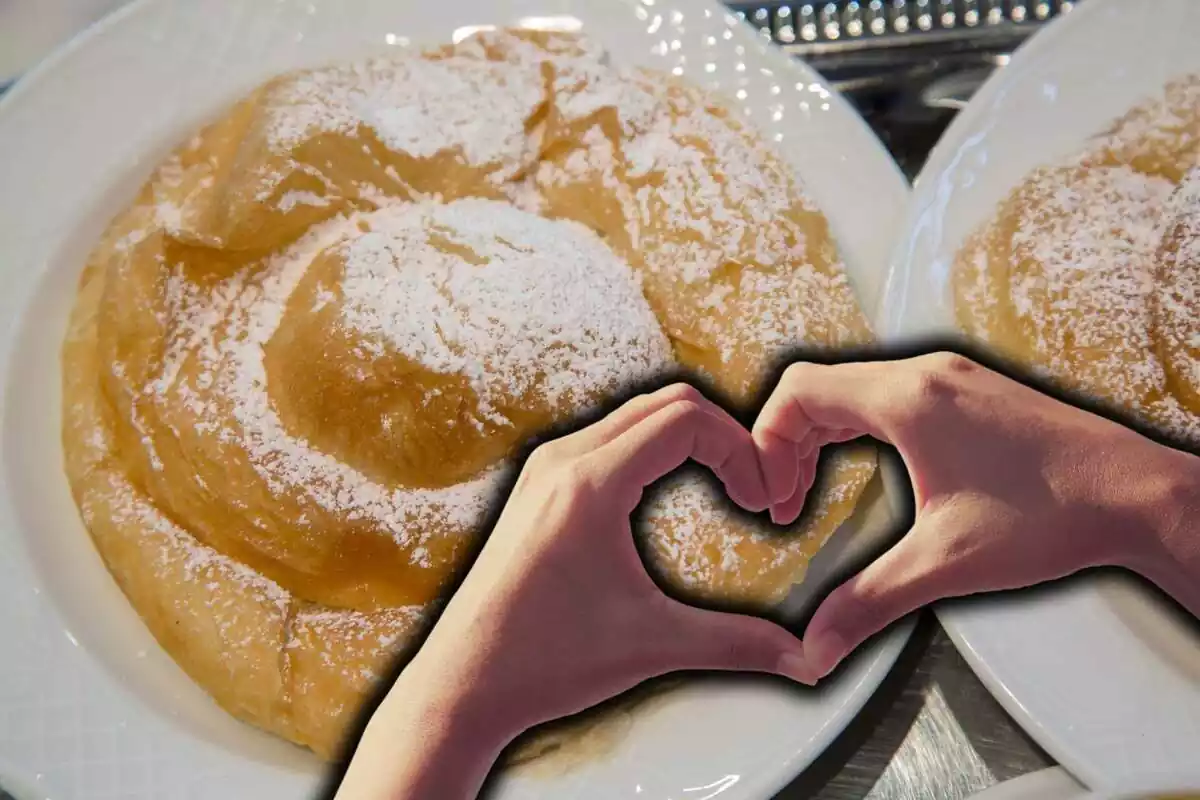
xmin=877 ymin=0 xmax=1200 ymax=793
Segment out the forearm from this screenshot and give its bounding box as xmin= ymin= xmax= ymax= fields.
xmin=334 ymin=648 xmax=519 ymax=800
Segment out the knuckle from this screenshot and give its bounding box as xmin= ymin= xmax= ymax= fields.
xmin=524 ymin=442 xmax=561 ymax=472
xmin=782 ymin=362 xmax=818 ymax=390
xmin=652 ymin=397 xmax=705 ymax=430
xmin=558 ymin=457 xmax=606 ymax=499
xmin=902 ymin=357 xmax=965 ymax=413
xmin=924 ymin=351 xmax=976 ymax=375
xmin=909 ymin=367 xmax=948 ymax=400
xmin=556 ymin=456 xmax=595 ymax=487
xmin=670 ymin=398 xmax=705 ymax=419
xmin=828 ymin=581 xmax=886 ymax=635
xmin=661 ymin=382 xmax=704 ymax=405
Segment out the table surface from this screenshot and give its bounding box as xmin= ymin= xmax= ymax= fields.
xmin=0 ymin=7 xmax=1059 ymax=799
xmin=777 ymin=617 xmax=1054 ymax=799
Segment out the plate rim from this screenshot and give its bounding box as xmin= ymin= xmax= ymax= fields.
xmin=967 ymin=767 xmax=1090 ymax=800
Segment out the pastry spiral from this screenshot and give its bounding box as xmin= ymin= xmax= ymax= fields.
xmin=63 ymin=29 xmax=877 ymax=757
xmin=953 ymin=74 xmax=1200 ymax=446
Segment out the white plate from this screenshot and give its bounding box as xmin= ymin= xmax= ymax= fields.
xmin=0 ymin=1 xmax=910 ymax=798
xmin=877 ymin=0 xmax=1200 ymax=794
xmin=969 ymin=769 xmax=1090 ymax=800
xmin=968 ymin=766 xmax=1200 ymax=800
xmin=0 ymin=0 xmax=128 ymax=85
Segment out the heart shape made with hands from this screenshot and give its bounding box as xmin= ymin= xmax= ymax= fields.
xmin=498 ymin=373 xmax=902 ymax=689
xmin=354 ymin=349 xmax=1199 ymax=799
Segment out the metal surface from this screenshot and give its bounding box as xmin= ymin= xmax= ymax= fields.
xmin=777 ymin=618 xmax=1053 ymax=799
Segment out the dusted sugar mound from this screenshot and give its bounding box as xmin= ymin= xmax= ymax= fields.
xmin=63 ymin=28 xmax=877 ymax=758
xmin=267 ymin=199 xmax=673 ymax=491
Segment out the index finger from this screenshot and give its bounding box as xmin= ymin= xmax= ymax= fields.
xmin=752 ymin=361 xmax=898 ymax=447
xmin=556 ymin=383 xmax=728 ymax=455
xmin=590 ymin=399 xmax=768 ymax=511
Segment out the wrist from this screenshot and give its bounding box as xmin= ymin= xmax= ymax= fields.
xmin=1118 ymin=447 xmax=1200 ymax=608
xmin=336 ymin=642 xmax=521 ymax=800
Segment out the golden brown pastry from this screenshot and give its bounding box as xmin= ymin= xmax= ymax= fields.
xmin=953 ymin=74 xmax=1200 ymax=446
xmin=63 ymin=29 xmax=877 ymax=758
xmin=1086 ymin=74 xmax=1200 ymax=181
xmin=1152 ymin=167 xmax=1200 ymax=413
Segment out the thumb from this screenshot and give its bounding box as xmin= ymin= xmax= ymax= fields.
xmin=656 ymin=599 xmax=816 ymax=685
xmin=803 ymin=517 xmax=953 ymax=679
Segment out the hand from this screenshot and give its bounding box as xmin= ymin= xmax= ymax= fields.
xmin=337 ymin=384 xmax=814 ymax=800
xmin=752 ymin=352 xmax=1200 ymax=680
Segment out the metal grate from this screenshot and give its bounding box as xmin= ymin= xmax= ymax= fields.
xmin=729 ymin=0 xmax=1080 ymax=49
xmin=725 ymin=1 xmax=1088 ymax=177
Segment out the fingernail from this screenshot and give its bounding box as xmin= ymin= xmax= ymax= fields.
xmin=803 ymin=630 xmax=848 ymax=679
xmin=777 ymin=653 xmax=816 ymax=685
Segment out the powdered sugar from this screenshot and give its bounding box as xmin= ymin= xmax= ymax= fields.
xmin=278 ymin=190 xmax=332 ymax=212
xmin=102 ymin=471 xmax=290 ymax=616
xmin=527 ymin=48 xmax=866 ymax=397
xmin=641 ymin=466 xmax=859 ymax=594
xmin=92 ymin=468 xmax=430 ymax=666
xmin=536 ymin=66 xmax=814 ymax=286
xmin=175 ymin=209 xmax=512 ymax=549
xmin=337 ymin=198 xmax=674 ymax=421
xmin=1154 ymin=166 xmax=1200 ymax=406
xmin=956 ymin=91 xmax=1200 ymax=442
xmin=627 ymin=90 xmax=805 ymax=284
xmin=146 ymin=196 xmax=673 ymax=558
xmin=294 ymin=605 xmax=426 ymax=644
xmin=997 ymin=165 xmax=1183 ymax=415
xmin=267 ymin=54 xmax=543 ymax=180
xmin=1089 ymin=74 xmax=1200 ymax=175
xmin=72 ymin=29 xmax=872 ymax=710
